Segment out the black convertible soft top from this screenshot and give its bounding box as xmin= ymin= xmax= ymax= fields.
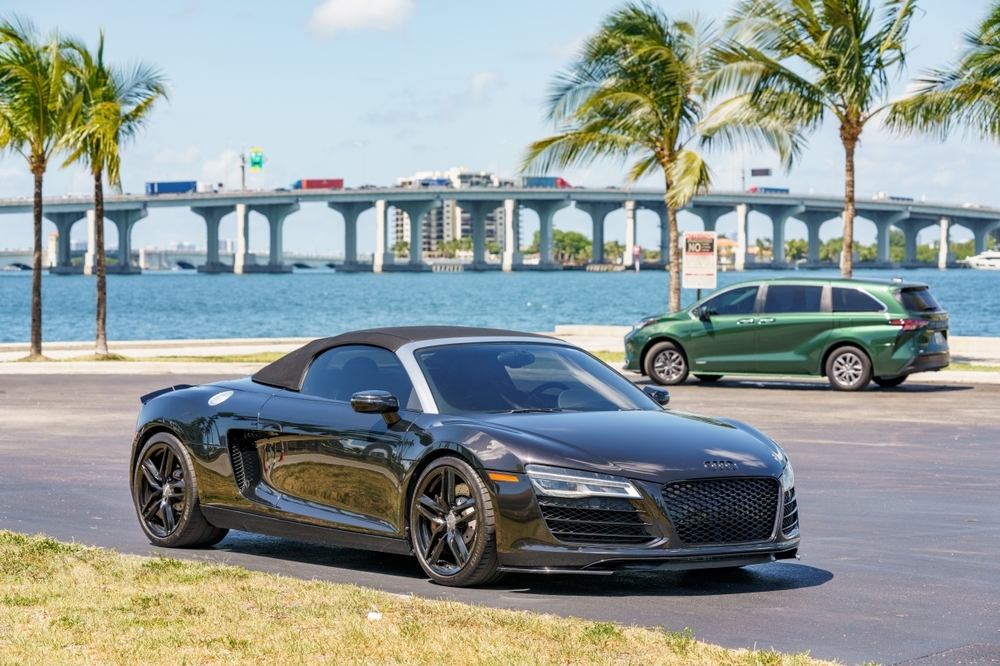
xmin=251 ymin=326 xmax=549 ymax=391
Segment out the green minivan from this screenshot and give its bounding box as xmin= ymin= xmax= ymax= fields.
xmin=624 ymin=278 xmax=950 ymax=390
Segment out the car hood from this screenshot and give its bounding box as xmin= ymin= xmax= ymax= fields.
xmin=476 ymin=409 xmax=785 ymax=484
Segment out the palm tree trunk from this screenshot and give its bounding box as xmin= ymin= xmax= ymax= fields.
xmin=841 ymin=133 xmax=857 ymax=279
xmin=30 ymin=168 xmax=44 ymax=360
xmin=94 ymin=167 xmax=108 ymax=357
xmin=664 ymin=174 xmax=681 ymax=313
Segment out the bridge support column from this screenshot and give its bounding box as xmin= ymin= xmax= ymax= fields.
xmin=328 ymin=201 xmax=373 ymax=271
xmin=938 ymin=217 xmax=950 ymax=270
xmin=893 ymin=218 xmax=939 ymax=265
xmin=522 ymin=199 xmax=571 ymax=269
xmin=794 ymin=211 xmax=838 ymax=265
xmin=394 ymin=199 xmax=439 ymax=270
xmin=502 ymin=199 xmax=521 ymax=272
xmin=638 ymin=201 xmax=669 ymax=264
xmin=575 ymin=201 xmax=620 ymax=264
xmin=687 ymin=204 xmax=733 ymax=233
xmin=735 ymin=204 xmax=748 ymax=270
xmin=623 ymin=201 xmax=636 ymax=266
xmin=750 ymin=204 xmax=805 ymax=265
xmin=233 ymin=203 xmax=254 ymax=274
xmin=249 ymin=202 xmax=299 ymax=272
xmin=191 ymin=206 xmax=235 ymax=273
xmin=104 ymin=207 xmax=147 ymax=274
xmin=373 ymin=200 xmax=392 ymax=273
xmin=42 ymin=212 xmax=85 ymax=274
xmin=862 ymin=210 xmax=909 ymax=264
xmin=455 ymin=200 xmax=504 ymax=270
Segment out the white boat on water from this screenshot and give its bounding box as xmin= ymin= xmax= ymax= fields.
xmin=965 ymin=250 xmax=1000 ymax=270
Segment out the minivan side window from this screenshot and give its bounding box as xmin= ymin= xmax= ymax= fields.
xmin=301 ymin=345 xmax=418 ymax=408
xmin=706 ymin=286 xmax=759 ymax=316
xmin=832 ymin=287 xmax=885 ymax=313
xmin=763 ymin=284 xmax=823 ymax=313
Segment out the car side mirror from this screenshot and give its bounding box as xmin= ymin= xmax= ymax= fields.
xmin=698 ymin=306 xmax=711 ymax=322
xmin=642 ymin=385 xmax=671 ymax=407
xmin=351 ymin=390 xmax=400 ymax=425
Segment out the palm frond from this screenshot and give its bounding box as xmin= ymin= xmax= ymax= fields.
xmin=666 ymin=148 xmax=712 ymax=208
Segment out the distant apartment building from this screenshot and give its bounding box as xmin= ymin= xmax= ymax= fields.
xmin=393 ymin=168 xmax=518 ymax=255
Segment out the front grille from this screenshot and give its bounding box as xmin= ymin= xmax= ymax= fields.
xmin=537 ymin=496 xmax=654 ymax=545
xmin=661 ymin=478 xmax=780 ymax=546
xmin=782 ymin=489 xmax=799 ymax=534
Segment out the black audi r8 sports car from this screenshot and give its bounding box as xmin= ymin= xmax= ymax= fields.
xmin=131 ymin=326 xmax=799 ymax=587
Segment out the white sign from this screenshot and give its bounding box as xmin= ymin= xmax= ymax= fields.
xmin=682 ymin=231 xmax=717 ymax=290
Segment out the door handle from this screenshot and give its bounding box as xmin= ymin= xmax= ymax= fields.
xmin=736 ymin=318 xmax=755 ymax=325
xmin=758 ymin=317 xmax=776 ymax=324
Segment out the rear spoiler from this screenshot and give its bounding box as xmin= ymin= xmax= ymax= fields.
xmin=140 ymin=384 xmax=194 ymax=404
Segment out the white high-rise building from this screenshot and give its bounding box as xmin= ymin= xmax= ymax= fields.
xmin=393 ymin=168 xmax=518 ymax=255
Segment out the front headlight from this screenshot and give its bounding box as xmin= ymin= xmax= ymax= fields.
xmin=632 ymin=316 xmax=659 ymax=331
xmin=525 ymin=464 xmax=641 ymax=499
xmin=780 ymin=462 xmax=795 ymax=492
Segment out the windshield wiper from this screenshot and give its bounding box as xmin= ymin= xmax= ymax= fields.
xmin=507 ymin=408 xmax=567 ymax=413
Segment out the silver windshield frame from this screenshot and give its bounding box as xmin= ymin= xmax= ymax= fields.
xmin=395 ymin=336 xmax=576 ymax=415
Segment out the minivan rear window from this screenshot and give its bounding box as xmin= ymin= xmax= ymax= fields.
xmin=832 ymin=287 xmax=885 ymax=313
xmin=895 ymin=287 xmax=941 ymax=312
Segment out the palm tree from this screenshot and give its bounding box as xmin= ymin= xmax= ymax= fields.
xmin=707 ymin=0 xmax=918 ymax=278
xmin=886 ymin=3 xmax=1000 ymax=149
xmin=63 ymin=32 xmax=167 ymax=357
xmin=521 ymin=3 xmax=795 ymax=312
xmin=0 ymin=18 xmax=81 ymax=359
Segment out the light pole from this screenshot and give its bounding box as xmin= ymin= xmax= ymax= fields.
xmin=355 ymin=141 xmax=365 ymax=186
xmin=240 ymin=144 xmax=247 ymax=192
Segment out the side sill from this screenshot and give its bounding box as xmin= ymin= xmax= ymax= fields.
xmin=201 ymin=506 xmax=413 ymax=556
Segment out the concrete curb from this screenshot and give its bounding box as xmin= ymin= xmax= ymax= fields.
xmin=0 ymin=362 xmax=263 ymax=375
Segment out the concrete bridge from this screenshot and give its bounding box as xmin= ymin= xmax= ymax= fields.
xmin=1 ymin=187 xmax=998 ymax=273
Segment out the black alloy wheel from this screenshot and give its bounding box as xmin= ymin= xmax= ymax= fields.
xmin=825 ymin=346 xmax=872 ymax=391
xmin=645 ymin=341 xmax=689 ymax=385
xmin=132 ymin=432 xmax=228 ymax=548
xmin=873 ymin=375 xmax=907 ymax=388
xmin=410 ymin=457 xmax=502 ymax=587
xmin=694 ymin=374 xmax=722 ymax=383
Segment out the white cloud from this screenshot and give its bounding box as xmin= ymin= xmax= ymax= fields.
xmin=308 ymin=0 xmax=414 ymax=37
xmin=470 ymin=72 xmax=500 ymax=104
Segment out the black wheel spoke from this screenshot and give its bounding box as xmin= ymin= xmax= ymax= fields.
xmin=142 ymin=459 xmax=162 ymax=489
xmin=446 ymin=529 xmax=470 ymax=566
xmin=426 ymin=532 xmax=446 ymax=564
xmin=454 ymin=505 xmax=477 ymax=526
xmin=161 ymin=498 xmax=176 ymax=532
xmin=443 ymin=469 xmax=456 ymax=505
xmin=141 ymin=492 xmax=161 ymax=520
xmin=159 ymin=449 xmax=174 ymax=481
xmin=417 ymin=494 xmax=447 ymax=519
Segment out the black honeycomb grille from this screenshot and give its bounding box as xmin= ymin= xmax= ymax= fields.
xmin=661 ymin=478 xmax=780 ymax=545
xmin=537 ymin=496 xmax=654 ymax=545
xmin=782 ymin=489 xmax=799 ymax=534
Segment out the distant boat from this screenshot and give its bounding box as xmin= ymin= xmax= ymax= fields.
xmin=965 ymin=250 xmax=1000 ymax=270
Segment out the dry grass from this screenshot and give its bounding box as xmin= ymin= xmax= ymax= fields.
xmin=0 ymin=531 xmax=837 ymax=666
xmin=54 ymin=352 xmax=287 ymax=363
xmin=592 ymin=350 xmax=627 ymax=363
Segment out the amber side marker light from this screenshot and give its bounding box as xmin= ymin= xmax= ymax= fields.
xmin=488 ymin=472 xmax=520 ymax=483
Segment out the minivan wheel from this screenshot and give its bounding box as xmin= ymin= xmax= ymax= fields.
xmin=874 ymin=375 xmax=907 ymax=388
xmin=645 ymin=341 xmax=689 ymax=385
xmin=826 ymin=346 xmax=872 ymax=391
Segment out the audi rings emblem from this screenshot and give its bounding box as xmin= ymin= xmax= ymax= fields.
xmin=704 ymin=460 xmax=738 ymax=471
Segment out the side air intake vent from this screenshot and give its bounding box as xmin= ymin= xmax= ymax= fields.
xmin=226 ymin=431 xmax=265 ymax=501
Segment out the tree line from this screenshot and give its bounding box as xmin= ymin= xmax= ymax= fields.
xmin=0 ymin=16 xmax=166 ymax=359
xmin=522 ymin=0 xmax=1000 ymax=312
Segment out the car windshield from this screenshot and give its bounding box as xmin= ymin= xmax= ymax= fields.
xmin=895 ymin=287 xmax=941 ymax=312
xmin=415 ymin=343 xmax=658 ymax=414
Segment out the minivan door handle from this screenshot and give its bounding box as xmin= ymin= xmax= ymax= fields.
xmin=758 ymin=317 xmax=776 ymax=324
xmin=736 ymin=318 xmax=755 ymax=325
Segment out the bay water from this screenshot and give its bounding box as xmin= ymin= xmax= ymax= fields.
xmin=0 ymin=267 xmax=996 ymax=344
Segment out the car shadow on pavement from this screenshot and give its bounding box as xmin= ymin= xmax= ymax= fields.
xmin=201 ymin=532 xmax=428 ymax=580
xmin=497 ymin=562 xmax=833 ymax=597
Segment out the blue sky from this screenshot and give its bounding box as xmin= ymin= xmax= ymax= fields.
xmin=0 ymin=0 xmax=995 ymax=254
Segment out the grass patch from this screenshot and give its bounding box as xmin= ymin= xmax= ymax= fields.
xmin=0 ymin=531 xmax=835 ymax=665
xmin=946 ymin=362 xmax=1000 ymax=373
xmin=591 ymin=350 xmax=626 ymax=363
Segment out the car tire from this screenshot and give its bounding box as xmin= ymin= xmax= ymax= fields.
xmin=132 ymin=432 xmax=229 ymax=548
xmin=410 ymin=457 xmax=503 ymax=587
xmin=644 ymin=341 xmax=689 ymax=385
xmin=873 ymin=375 xmax=907 ymax=388
xmin=694 ymin=374 xmax=722 ymax=383
xmin=825 ymin=346 xmax=872 ymax=391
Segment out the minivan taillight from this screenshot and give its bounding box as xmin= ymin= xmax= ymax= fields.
xmin=888 ymin=319 xmax=929 ymax=331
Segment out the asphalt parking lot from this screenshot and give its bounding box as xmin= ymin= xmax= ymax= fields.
xmin=2 ymin=372 xmax=998 ymax=665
